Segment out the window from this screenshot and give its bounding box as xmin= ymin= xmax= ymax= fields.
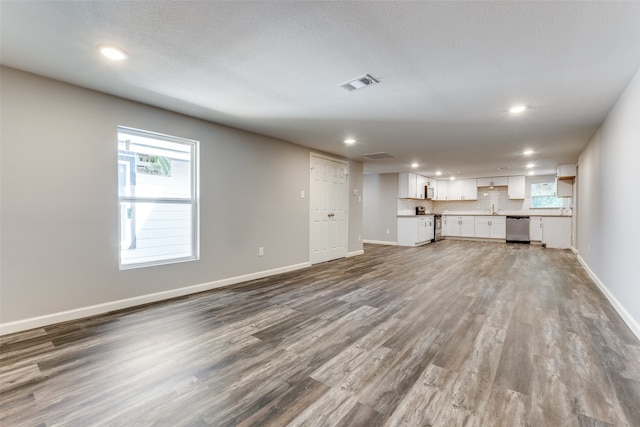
xmin=530 ymin=181 xmax=563 ymax=209
xmin=118 ymin=127 xmax=198 ymax=268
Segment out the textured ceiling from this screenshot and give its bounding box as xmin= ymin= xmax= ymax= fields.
xmin=2 ymin=1 xmax=640 ymax=178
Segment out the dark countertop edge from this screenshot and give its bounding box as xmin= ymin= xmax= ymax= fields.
xmin=398 ymin=213 xmax=572 ymax=218
xmin=441 ymin=214 xmax=572 ymax=218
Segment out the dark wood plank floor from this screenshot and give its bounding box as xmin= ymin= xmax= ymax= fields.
xmin=2 ymin=241 xmax=639 ymax=426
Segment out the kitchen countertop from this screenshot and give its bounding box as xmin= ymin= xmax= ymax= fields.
xmin=442 ymin=211 xmax=572 ymax=217
xmin=398 ymin=212 xmax=572 ymax=217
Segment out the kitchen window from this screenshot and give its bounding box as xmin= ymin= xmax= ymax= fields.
xmin=118 ymin=126 xmax=198 ymax=268
xmin=530 ymin=182 xmax=563 ymax=209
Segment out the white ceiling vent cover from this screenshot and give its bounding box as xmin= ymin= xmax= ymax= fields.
xmin=338 ymin=74 xmax=379 ymax=92
xmin=363 ymin=152 xmax=395 ymax=160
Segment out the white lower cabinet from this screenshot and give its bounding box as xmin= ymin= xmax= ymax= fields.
xmin=541 ymin=217 xmax=572 ymax=249
xmin=474 ymin=216 xmax=506 ymax=239
xmin=529 ymin=216 xmax=543 ymax=241
xmin=398 ymin=216 xmax=434 ymax=246
xmin=444 ymin=216 xmax=475 ymax=237
xmin=439 ymin=214 xmax=570 ymax=246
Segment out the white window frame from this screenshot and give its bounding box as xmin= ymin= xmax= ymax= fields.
xmin=118 ymin=126 xmax=199 ymax=269
xmin=530 ymin=181 xmax=563 ymax=209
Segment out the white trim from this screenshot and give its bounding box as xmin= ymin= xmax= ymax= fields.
xmin=363 ymin=240 xmax=398 ymax=245
xmin=0 ymin=262 xmax=311 ymax=336
xmin=346 ymin=250 xmax=364 ymax=258
xmin=309 ymin=152 xmax=348 ymax=164
xmin=577 ymin=255 xmax=640 ymax=341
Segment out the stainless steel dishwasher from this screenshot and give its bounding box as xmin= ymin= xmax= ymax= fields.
xmin=506 ymin=216 xmax=530 ymax=243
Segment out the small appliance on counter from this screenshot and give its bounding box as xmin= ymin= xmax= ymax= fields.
xmin=416 ymin=206 xmax=426 ymax=215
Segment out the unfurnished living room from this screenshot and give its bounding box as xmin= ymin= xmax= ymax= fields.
xmin=1 ymin=2 xmax=639 ymax=426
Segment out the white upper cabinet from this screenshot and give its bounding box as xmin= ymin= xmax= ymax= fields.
xmin=398 ymin=172 xmax=419 ymax=198
xmin=447 ymin=180 xmax=462 ymax=200
xmin=443 ymin=179 xmax=477 ymax=200
xmin=461 ymin=179 xmax=478 ymax=200
xmin=399 ymin=173 xmax=433 ymax=199
xmin=556 ymin=164 xmax=576 ymax=179
xmin=416 ymin=174 xmax=427 ymax=199
xmin=508 ymin=175 xmax=525 ymax=199
xmin=476 ymin=176 xmax=508 ymax=187
xmin=436 ymin=180 xmax=448 ymax=200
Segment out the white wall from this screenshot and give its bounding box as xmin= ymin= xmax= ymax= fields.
xmin=363 ymin=174 xmax=399 ymax=244
xmin=0 ymin=67 xmax=363 ymax=332
xmin=577 ymin=66 xmax=640 ymax=338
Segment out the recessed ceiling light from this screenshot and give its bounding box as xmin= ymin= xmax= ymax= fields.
xmin=98 ymin=44 xmax=128 ymax=61
xmin=450 ymin=176 xmax=456 ymax=181
xmin=411 ymin=163 xmax=419 ymax=168
xmin=528 ymin=171 xmax=536 ymax=175
xmin=523 ymin=149 xmax=534 ymax=155
xmin=526 ymin=163 xmax=535 ymax=168
xmin=343 ymin=138 xmax=356 ymax=145
xmin=435 ymin=171 xmax=442 ymax=176
xmin=510 ymin=105 xmax=527 ymax=114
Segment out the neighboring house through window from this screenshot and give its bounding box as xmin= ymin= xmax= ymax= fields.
xmin=118 ymin=126 xmax=198 ymax=268
xmin=530 ymin=181 xmax=563 ymax=209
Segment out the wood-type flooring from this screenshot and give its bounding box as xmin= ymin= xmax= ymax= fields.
xmin=2 ymin=241 xmax=640 ymax=426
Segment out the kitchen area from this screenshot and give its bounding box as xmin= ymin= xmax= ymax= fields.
xmin=365 ymin=164 xmax=575 ymax=250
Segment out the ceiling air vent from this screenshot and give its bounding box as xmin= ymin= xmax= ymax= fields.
xmin=363 ymin=152 xmax=394 ymax=160
xmin=338 ymin=74 xmax=379 ymax=92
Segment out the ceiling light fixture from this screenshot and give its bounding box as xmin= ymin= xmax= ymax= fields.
xmin=98 ymin=44 xmax=128 ymax=61
xmin=510 ymin=105 xmax=527 ymax=114
xmin=343 ymin=138 xmax=356 ymax=145
xmin=526 ymin=163 xmax=535 ymax=168
xmin=523 ymin=149 xmax=534 ymax=155
xmin=450 ymin=176 xmax=456 ymax=181
xmin=411 ymin=163 xmax=419 ymax=168
xmin=435 ymin=171 xmax=442 ymax=176
xmin=528 ymin=171 xmax=536 ymax=176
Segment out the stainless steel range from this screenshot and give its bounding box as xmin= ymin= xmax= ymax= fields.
xmin=433 ymin=214 xmax=443 ymax=241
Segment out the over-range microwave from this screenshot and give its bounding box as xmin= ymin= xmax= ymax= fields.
xmin=425 ymin=186 xmax=434 ymax=200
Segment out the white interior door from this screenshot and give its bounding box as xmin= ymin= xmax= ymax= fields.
xmin=310 ymin=155 xmax=348 ymax=264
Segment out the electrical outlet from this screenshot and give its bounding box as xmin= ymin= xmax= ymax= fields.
xmin=258 ymin=247 xmax=264 ymax=257
xmin=300 ymin=190 xmax=305 ymax=199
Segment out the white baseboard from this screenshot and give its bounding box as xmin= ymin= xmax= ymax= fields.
xmin=346 ymin=250 xmax=364 ymax=257
xmin=0 ymin=262 xmax=311 ymax=336
xmin=577 ymin=255 xmax=640 ymax=341
xmin=363 ymin=240 xmax=397 ymax=245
